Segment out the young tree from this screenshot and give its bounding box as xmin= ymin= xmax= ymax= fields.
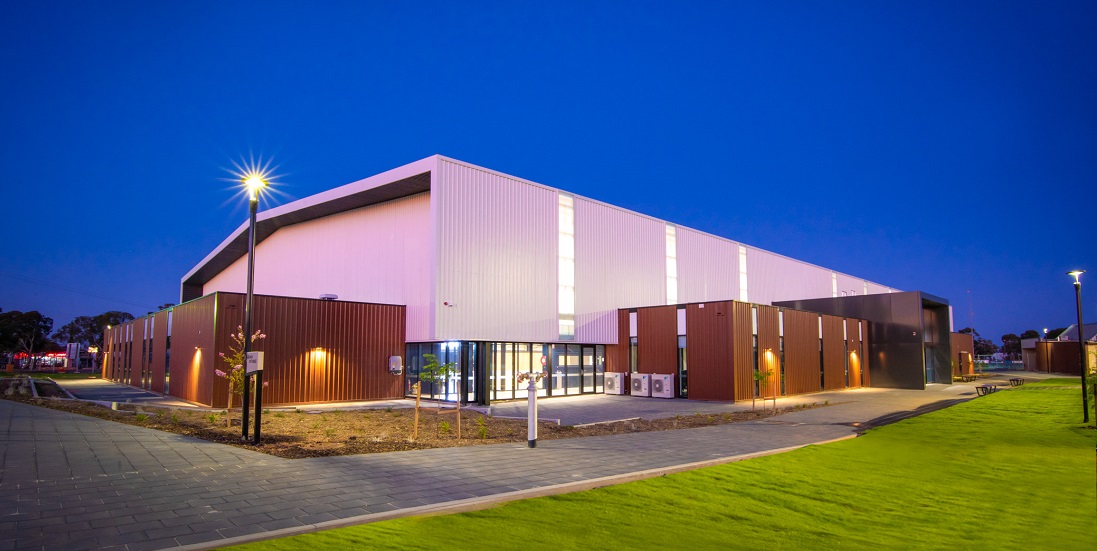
xmin=214 ymin=326 xmax=267 ymax=427
xmin=412 ymin=353 xmax=459 ymax=440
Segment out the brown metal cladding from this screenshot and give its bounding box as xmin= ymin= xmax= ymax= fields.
xmin=862 ymin=327 xmax=871 ymax=386
xmin=150 ymin=311 xmax=168 ymax=393
xmin=821 ymin=315 xmax=847 ymax=390
xmin=210 ymin=293 xmax=406 ymax=407
xmin=783 ymin=309 xmax=822 ymax=395
xmin=166 ymin=294 xmax=219 ymax=406
xmin=637 ymin=305 xmax=678 ymax=375
xmin=684 ymin=301 xmax=735 ymax=400
xmin=607 ymin=309 xmax=630 ymax=373
xmin=732 ymin=302 xmax=755 ymax=401
xmin=847 ymin=322 xmax=863 ymax=389
xmin=756 ymin=305 xmax=781 ymax=398
xmin=950 ymin=332 xmax=975 ymax=376
xmin=129 ymin=320 xmax=145 ymax=388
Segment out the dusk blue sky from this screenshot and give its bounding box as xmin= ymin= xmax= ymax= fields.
xmin=2 ymin=1 xmax=1094 ymax=345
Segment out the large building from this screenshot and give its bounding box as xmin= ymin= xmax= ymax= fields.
xmin=105 ymin=155 xmax=948 ymax=407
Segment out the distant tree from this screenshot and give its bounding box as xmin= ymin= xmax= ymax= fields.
xmin=1020 ymin=329 xmax=1040 ymax=340
xmin=0 ymin=311 xmax=54 ymax=369
xmin=957 ymin=327 xmax=997 ymax=356
xmin=1047 ymin=327 xmax=1068 ymax=340
xmin=49 ymin=311 xmax=134 ymax=368
xmin=1001 ymin=334 xmax=1021 ymax=359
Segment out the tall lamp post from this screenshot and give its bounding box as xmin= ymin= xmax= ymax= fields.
xmin=243 ymin=174 xmax=267 ymax=443
xmin=1067 ymin=270 xmax=1088 ymax=423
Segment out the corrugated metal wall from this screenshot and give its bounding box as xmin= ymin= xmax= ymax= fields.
xmin=684 ymin=302 xmax=734 ymax=400
xmin=822 ymin=315 xmax=847 ymax=390
xmin=783 ymin=309 xmax=822 ymax=395
xmin=574 ymin=197 xmax=666 ymax=343
xmin=847 ymin=322 xmax=863 ymax=388
xmin=203 ymin=192 xmax=432 ymax=341
xmin=433 ymin=159 xmax=557 ymax=342
xmin=637 ymin=305 xmax=678 ymax=375
xmin=836 ymin=273 xmax=864 ymax=297
xmin=151 ymin=311 xmax=168 ymax=393
xmin=129 ymin=319 xmax=144 ymax=388
xmin=744 ymin=247 xmax=834 ymax=305
xmin=756 ymin=305 xmax=781 ymax=399
xmin=208 ymin=294 xmax=406 ymax=406
xmin=732 ymin=302 xmax=756 ymax=401
xmin=166 ymin=294 xmax=218 ymax=406
xmin=676 ymin=227 xmax=738 ymax=304
xmin=607 ymin=309 xmax=631 ymax=373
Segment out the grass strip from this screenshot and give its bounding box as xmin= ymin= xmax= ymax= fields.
xmin=225 ymin=385 xmax=1096 ymax=550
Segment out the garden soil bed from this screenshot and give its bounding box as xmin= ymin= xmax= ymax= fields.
xmin=0 ymin=379 xmax=827 ymax=459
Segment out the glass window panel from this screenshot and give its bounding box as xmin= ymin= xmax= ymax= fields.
xmin=558 ymin=236 xmax=574 ymax=259
xmin=558 ymin=259 xmax=575 ymax=286
xmin=558 ymin=287 xmax=575 ymax=315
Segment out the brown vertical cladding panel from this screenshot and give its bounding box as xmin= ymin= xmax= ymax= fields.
xmin=150 ymin=311 xmax=168 ymax=393
xmin=685 ymin=301 xmax=735 ymax=400
xmin=732 ymin=302 xmax=754 ymax=401
xmin=862 ymin=326 xmax=871 ymax=387
xmin=101 ymin=327 xmax=113 ymax=379
xmin=822 ymin=315 xmax=846 ymax=390
xmin=607 ymin=309 xmax=630 ymax=373
xmin=167 ymin=294 xmax=218 ymax=406
xmin=756 ymin=305 xmax=780 ymax=398
xmin=783 ymin=309 xmax=821 ymax=396
xmin=637 ymin=305 xmax=678 ymax=375
xmin=950 ymin=332 xmax=975 ymax=376
xmin=129 ymin=320 xmax=145 ymax=388
xmin=847 ymin=320 xmax=863 ymax=389
xmin=209 ymin=293 xmax=408 ymax=406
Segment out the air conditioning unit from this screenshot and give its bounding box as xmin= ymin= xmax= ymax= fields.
xmin=605 ymin=372 xmax=625 ymax=395
xmin=630 ymin=373 xmax=651 ymax=397
xmin=651 ymin=374 xmax=674 ymax=398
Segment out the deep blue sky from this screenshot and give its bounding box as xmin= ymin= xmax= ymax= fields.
xmin=2 ymin=1 xmax=1094 ymax=344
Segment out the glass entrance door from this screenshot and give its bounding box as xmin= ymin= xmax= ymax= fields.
xmin=581 ymin=346 xmax=595 ymax=393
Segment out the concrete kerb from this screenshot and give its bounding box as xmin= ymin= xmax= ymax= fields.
xmin=174 ymin=433 xmax=858 ymax=551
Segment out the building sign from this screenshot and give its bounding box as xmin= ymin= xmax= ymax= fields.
xmin=246 ymin=351 xmax=264 ymax=374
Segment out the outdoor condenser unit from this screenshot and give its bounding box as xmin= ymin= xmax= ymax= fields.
xmin=605 ymin=372 xmax=626 ymax=395
xmin=651 ymin=374 xmax=674 ymax=398
xmin=631 ymin=373 xmax=651 ymax=397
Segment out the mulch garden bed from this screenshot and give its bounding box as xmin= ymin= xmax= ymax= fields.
xmin=0 ymin=377 xmax=826 ymax=459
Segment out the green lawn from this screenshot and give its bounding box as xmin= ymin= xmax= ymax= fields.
xmin=227 ymin=384 xmax=1096 ymax=550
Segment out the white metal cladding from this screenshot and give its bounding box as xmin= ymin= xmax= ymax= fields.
xmin=202 ymin=192 xmax=433 ymax=340
xmin=676 ymin=226 xmax=739 ymax=304
xmin=432 ymin=159 xmax=557 ymax=342
xmin=836 ymin=273 xmax=864 ymax=297
xmin=744 ymin=247 xmax=834 ymax=305
xmin=573 ymin=197 xmax=667 ymax=343
xmin=866 ymin=281 xmax=893 ymax=295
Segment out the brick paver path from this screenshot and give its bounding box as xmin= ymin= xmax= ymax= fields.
xmin=0 ymin=380 xmax=1000 ymax=551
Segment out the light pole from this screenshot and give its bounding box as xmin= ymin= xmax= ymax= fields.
xmin=243 ymin=174 xmax=267 ymax=443
xmin=1067 ymin=270 xmax=1088 ymax=423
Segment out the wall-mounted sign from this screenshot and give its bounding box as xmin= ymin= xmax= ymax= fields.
xmin=246 ymin=351 xmax=264 ymax=374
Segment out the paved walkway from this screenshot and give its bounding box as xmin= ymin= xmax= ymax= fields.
xmin=0 ymin=372 xmax=1043 ymax=551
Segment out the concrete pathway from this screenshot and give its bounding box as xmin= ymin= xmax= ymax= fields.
xmin=0 ymin=372 xmax=1043 ymax=551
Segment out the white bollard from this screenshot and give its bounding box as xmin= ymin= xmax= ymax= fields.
xmin=527 ymin=378 xmax=538 ymax=448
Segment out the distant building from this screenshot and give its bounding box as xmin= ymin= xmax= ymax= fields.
xmin=1022 ymin=323 xmax=1097 ymax=375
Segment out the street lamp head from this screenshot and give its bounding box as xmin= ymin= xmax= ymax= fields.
xmin=243 ymin=173 xmax=268 ymax=201
xmin=1067 ymin=269 xmax=1085 ymax=285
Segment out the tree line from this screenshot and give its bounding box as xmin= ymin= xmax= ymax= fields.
xmin=957 ymin=327 xmax=1068 ymax=359
xmin=1 ymin=308 xmax=135 ymax=369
